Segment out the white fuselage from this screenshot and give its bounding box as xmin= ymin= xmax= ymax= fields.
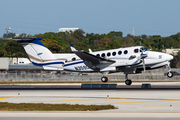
xmin=55 ymin=46 xmax=173 ymax=72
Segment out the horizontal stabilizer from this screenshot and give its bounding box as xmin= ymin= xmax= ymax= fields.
xmin=13 ymin=38 xmax=42 ymax=43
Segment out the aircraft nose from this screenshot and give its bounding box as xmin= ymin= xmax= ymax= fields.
xmin=167 ymin=54 xmax=174 ymax=61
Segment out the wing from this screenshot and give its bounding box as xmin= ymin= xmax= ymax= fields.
xmin=74 ymin=51 xmax=116 ymax=70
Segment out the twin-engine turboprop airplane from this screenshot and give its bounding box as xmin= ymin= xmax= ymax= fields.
xmin=15 ymin=38 xmax=174 ymax=85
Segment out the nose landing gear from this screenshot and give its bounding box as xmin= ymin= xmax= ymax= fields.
xmin=167 ymin=71 xmax=173 ymax=78
xmin=167 ymin=62 xmax=173 ymax=78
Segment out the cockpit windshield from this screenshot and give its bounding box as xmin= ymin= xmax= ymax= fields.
xmin=140 ymin=47 xmax=148 ymax=52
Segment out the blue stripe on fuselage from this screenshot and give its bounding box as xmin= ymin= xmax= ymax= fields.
xmin=32 ymin=61 xmax=64 ymax=66
xmin=32 ymin=61 xmax=84 ymax=67
xmin=64 ymin=61 xmax=85 ymax=67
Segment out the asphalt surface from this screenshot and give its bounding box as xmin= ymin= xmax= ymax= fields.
xmin=0 ymin=112 xmax=180 ymax=120
xmin=0 ymin=82 xmax=180 ymax=90
xmin=0 ymin=82 xmax=180 ymax=119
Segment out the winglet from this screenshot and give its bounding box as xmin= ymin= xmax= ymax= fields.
xmin=70 ymin=44 xmax=77 ymax=52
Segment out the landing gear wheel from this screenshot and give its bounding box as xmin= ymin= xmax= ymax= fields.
xmin=125 ymin=79 xmax=132 ymax=86
xmin=167 ymin=71 xmax=173 ymax=78
xmin=101 ymin=76 xmax=108 ymax=82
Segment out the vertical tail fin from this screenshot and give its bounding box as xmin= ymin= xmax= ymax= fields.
xmin=16 ymin=38 xmax=64 ymax=70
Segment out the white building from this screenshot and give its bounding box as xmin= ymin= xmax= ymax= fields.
xmin=9 ymin=58 xmax=31 ymax=64
xmin=164 ymin=49 xmax=180 ymax=56
xmin=59 ymin=28 xmax=79 ymax=32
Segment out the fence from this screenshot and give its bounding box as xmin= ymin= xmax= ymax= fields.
xmin=0 ymin=68 xmax=180 ymax=81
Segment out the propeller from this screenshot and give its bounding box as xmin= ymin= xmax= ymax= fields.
xmin=140 ymin=50 xmax=148 ymax=72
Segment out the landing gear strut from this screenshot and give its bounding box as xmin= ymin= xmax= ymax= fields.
xmin=167 ymin=62 xmax=173 ymax=78
xmin=125 ymin=74 xmax=132 ymax=85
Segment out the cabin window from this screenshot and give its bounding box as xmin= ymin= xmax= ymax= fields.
xmin=96 ymin=54 xmax=100 ymax=57
xmin=112 ymin=52 xmax=116 ymax=56
xmin=107 ymin=52 xmax=111 ymax=57
xmin=134 ymin=49 xmax=139 ymax=53
xmin=124 ymin=50 xmax=128 ymax=54
xmin=101 ymin=53 xmax=105 ymax=57
xmin=118 ymin=51 xmax=122 ymax=55
xmin=72 ymin=58 xmax=76 ymax=61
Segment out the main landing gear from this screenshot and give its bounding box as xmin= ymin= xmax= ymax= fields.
xmin=101 ymin=76 xmax=108 ymax=82
xmin=125 ymin=74 xmax=132 ymax=85
xmin=101 ymin=72 xmax=108 ymax=82
xmin=101 ymin=74 xmax=132 ymax=86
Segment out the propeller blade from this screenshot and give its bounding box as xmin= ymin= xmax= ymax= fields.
xmin=140 ymin=49 xmax=147 ymax=72
xmin=142 ymin=59 xmax=146 ymax=72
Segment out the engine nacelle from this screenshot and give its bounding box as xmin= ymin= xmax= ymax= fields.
xmin=100 ymin=67 xmax=116 ymax=72
xmin=123 ymin=68 xmax=142 ymax=74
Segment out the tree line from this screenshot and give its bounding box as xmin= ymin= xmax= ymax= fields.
xmin=1 ymin=30 xmax=180 ymax=67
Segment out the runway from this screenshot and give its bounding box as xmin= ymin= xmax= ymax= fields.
xmin=0 ymin=82 xmax=180 ymax=119
xmin=0 ymin=112 xmax=180 ymax=120
xmin=1 ymin=82 xmax=180 ymax=90
xmin=0 ymin=89 xmax=180 ymax=112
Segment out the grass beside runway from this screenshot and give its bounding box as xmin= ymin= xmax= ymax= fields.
xmin=0 ymin=102 xmax=117 ymax=111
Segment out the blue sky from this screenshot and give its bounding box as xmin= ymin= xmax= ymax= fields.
xmin=0 ymin=0 xmax=180 ymax=37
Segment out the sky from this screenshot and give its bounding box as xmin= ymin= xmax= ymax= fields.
xmin=0 ymin=0 xmax=180 ymax=37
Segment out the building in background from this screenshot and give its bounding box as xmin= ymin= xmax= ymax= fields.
xmin=59 ymin=28 xmax=79 ymax=32
xmin=164 ymin=49 xmax=180 ymax=56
